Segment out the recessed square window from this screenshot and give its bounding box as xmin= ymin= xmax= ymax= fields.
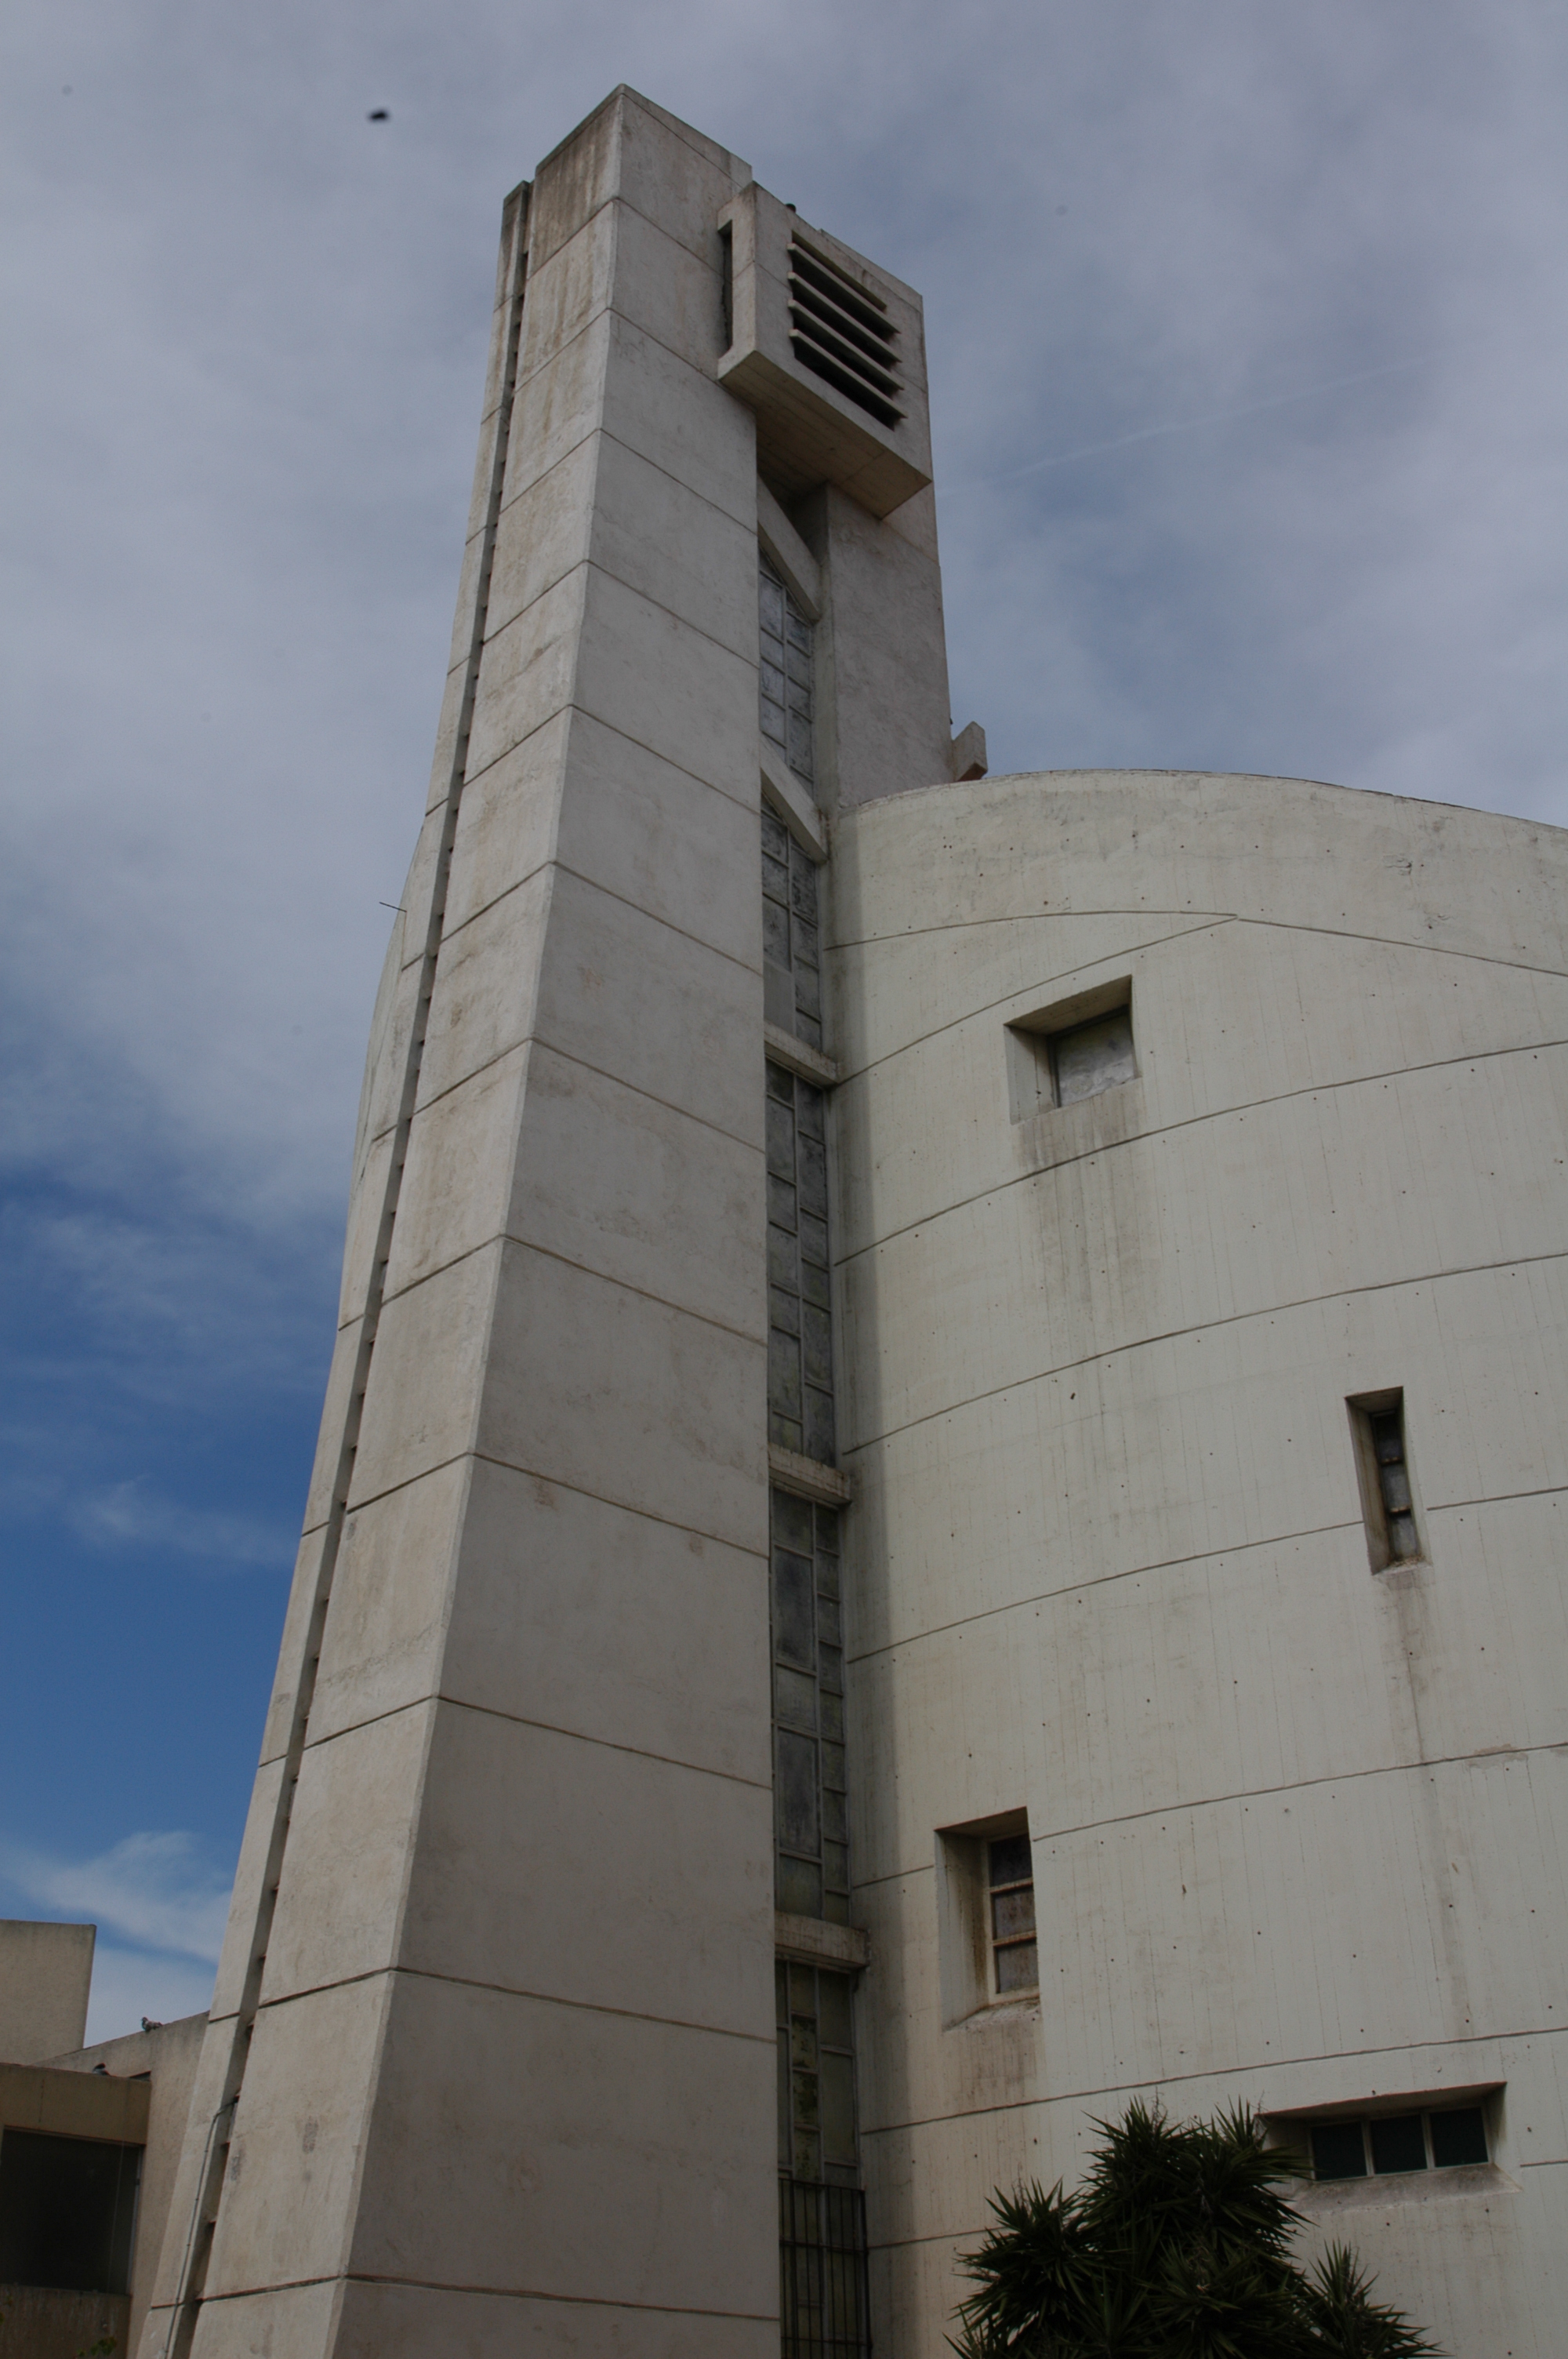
xmin=935 ymin=1810 xmax=1037 ymax=2023
xmin=1005 ymin=983 xmax=1134 ymax=1121
xmin=1348 ymin=1388 xmax=1425 ymax=1571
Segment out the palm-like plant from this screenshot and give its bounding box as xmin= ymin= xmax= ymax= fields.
xmin=951 ymin=2102 xmax=1440 ymax=2359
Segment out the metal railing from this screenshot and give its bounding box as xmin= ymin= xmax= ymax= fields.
xmin=779 ymin=2177 xmax=871 ymax=2359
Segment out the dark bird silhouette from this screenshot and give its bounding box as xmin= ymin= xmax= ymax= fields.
xmin=368 ymin=109 xmax=390 ymax=121
xmin=141 ymin=2016 xmax=164 ymax=2031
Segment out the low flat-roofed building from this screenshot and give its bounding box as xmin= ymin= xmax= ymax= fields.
xmin=0 ymin=1925 xmax=206 ymax=2359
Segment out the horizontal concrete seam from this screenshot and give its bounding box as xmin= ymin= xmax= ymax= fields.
xmin=858 ymin=2019 xmax=1568 ymax=2149
xmin=854 ymin=1739 xmax=1564 ymax=1882
xmin=833 ymin=902 xmax=1568 ymax=994
xmin=454 ymin=692 xmax=759 ymax=827
xmin=300 ymin=1685 xmax=771 ymax=1796
xmin=425 ymin=1029 xmax=764 ymax=1157
xmin=524 ymin=184 xmax=720 ymax=332
xmin=833 ymin=915 xmax=1236 ymax=1080
xmin=848 ymin=1481 xmax=1568 ymax=1666
xmin=439 ymin=796 xmax=759 ymax=963
xmin=845 ymin=1250 xmax=1568 ymax=1455
xmin=482 ymin=543 xmax=758 ymax=688
xmin=437 ymin=851 xmax=762 ymax=985
xmin=498 ymin=417 xmax=755 ymax=571
xmin=1430 ymin=1482 xmax=1568 ymax=1514
xmin=554 ymin=548 xmax=760 ymax=676
xmin=848 ymin=1518 xmax=1361 ymax=1666
xmin=1237 ymin=908 xmax=1568 ymax=985
xmin=838 ymin=1035 xmax=1568 ymax=1270
xmin=348 ymin=2275 xmax=776 ymax=2321
xmin=499 ymin=311 xmax=757 ymax=538
xmin=376 ymin=1212 xmax=767 ymax=1350
xmin=437 ymin=1690 xmax=773 ymax=1791
xmin=468 ymin=1448 xmax=768 ymax=1554
xmin=253 ymin=1961 xmax=774 ymax=2048
xmin=421 ymin=683 xmax=571 ymax=827
xmin=190 ymin=2270 xmax=775 ymax=2321
xmin=332 ymin=1445 xmax=475 ymax=1525
xmin=336 ymin=1442 xmax=765 ymax=1560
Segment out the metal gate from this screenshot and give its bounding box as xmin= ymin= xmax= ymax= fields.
xmin=779 ymin=2177 xmax=871 ymax=2359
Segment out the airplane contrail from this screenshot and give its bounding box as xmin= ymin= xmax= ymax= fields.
xmin=945 ymin=350 xmax=1445 ymax=491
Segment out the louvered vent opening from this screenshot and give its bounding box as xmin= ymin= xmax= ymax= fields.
xmin=787 ymin=237 xmax=904 ymax=430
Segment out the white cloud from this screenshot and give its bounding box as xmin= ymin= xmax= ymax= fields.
xmin=65 ymin=1478 xmax=295 ymax=1571
xmin=1 ymin=1831 xmax=232 ymax=1965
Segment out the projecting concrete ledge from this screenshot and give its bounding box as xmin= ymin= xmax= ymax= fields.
xmin=768 ymin=1442 xmax=851 ymax=1505
xmin=775 ymin=1914 xmax=870 ymax=1972
xmin=763 ymin=1023 xmax=840 ymax=1089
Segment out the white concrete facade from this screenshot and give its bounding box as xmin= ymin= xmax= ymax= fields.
xmin=143 ymin=85 xmax=1566 ymax=2359
xmin=834 ymin=769 xmax=1568 ymax=2357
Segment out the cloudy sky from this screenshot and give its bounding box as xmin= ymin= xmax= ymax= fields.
xmin=4 ymin=0 xmax=1565 ymax=2038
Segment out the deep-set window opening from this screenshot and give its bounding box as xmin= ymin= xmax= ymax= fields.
xmin=1308 ymin=2104 xmax=1490 ymax=2181
xmin=1005 ymin=987 xmax=1135 ymax=1121
xmin=1051 ymin=1006 xmax=1135 ymax=1106
xmin=1369 ymin=1407 xmax=1417 ymax=1560
xmin=987 ymin=1833 xmax=1037 ymax=1995
xmin=1348 ymin=1388 xmax=1424 ymax=1570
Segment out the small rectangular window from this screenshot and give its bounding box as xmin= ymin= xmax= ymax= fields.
xmin=1005 ymin=984 xmax=1134 ymax=1121
xmin=1303 ymin=2103 xmax=1491 ymax=2180
xmin=1348 ymin=1389 xmax=1425 ymax=1570
xmin=935 ymin=1810 xmax=1036 ymax=2023
xmin=986 ymin=1833 xmax=1037 ymax=1995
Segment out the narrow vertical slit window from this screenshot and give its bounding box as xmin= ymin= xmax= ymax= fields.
xmin=766 ymin=1061 xmax=833 ymax=1459
xmin=771 ymin=1489 xmax=848 ymax=1922
xmin=775 ymin=1961 xmax=859 ymax=2183
xmin=1348 ymin=1389 xmax=1424 ymax=1570
xmin=719 ymin=220 xmax=734 ymax=350
xmin=987 ymin=1832 xmax=1037 ymax=1995
xmin=761 ymin=816 xmax=824 ymax=1049
xmin=760 ymin=552 xmax=815 ymax=785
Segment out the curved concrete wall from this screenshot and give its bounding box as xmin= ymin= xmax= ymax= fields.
xmin=832 ymin=769 xmax=1568 ymax=2358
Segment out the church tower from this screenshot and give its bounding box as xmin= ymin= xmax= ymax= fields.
xmin=141 ymin=87 xmax=953 ymax=2358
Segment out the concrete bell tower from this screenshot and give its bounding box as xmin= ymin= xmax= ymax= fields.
xmin=141 ymin=86 xmax=953 ymax=2359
